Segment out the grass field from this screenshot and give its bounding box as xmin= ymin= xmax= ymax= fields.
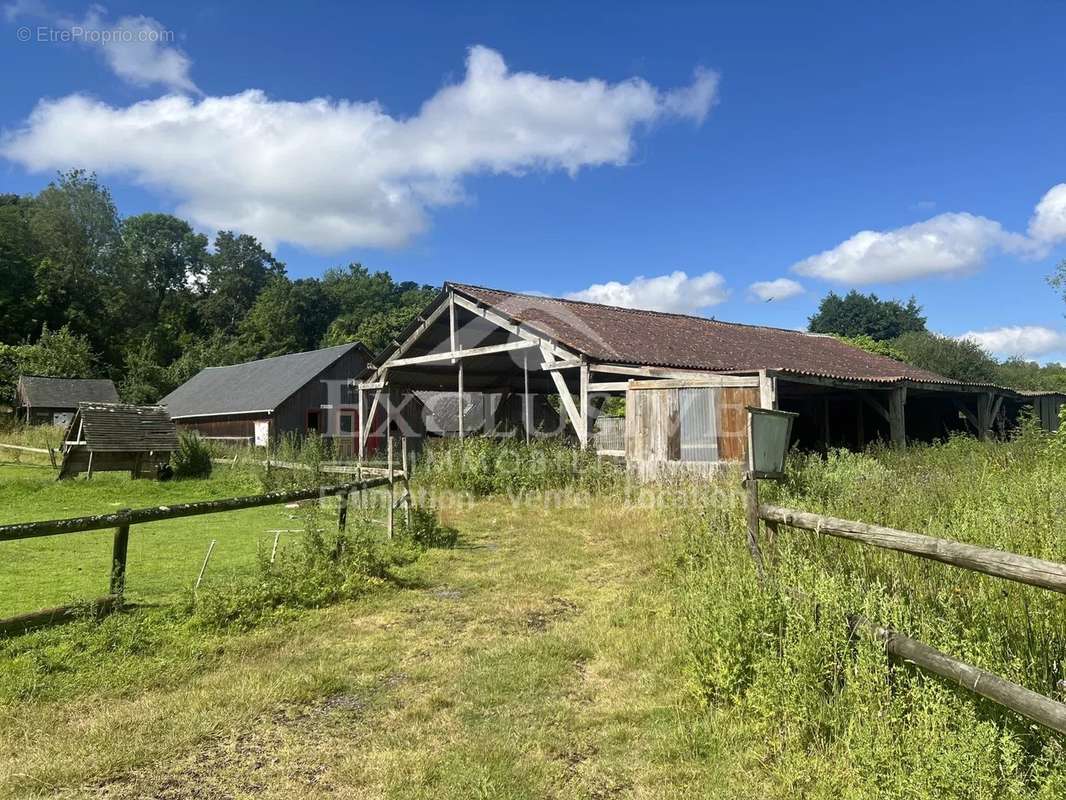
xmin=0 ymin=461 xmax=315 ymax=616
xmin=2 ymin=428 xmax=1066 ymax=798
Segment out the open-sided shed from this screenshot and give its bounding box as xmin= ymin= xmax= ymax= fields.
xmin=356 ymin=283 xmax=1065 ymax=476
xmin=58 ymin=403 xmax=179 ymax=480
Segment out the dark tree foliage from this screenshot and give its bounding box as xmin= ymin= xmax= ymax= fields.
xmin=0 ymin=173 xmax=439 ymax=406
xmin=891 ymin=331 xmax=1001 ymax=384
xmin=809 ymin=290 xmax=927 ymax=341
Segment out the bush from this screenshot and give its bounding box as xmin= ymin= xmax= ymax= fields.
xmin=398 ymin=504 xmax=458 ymax=548
xmin=170 ymin=431 xmax=212 ymax=479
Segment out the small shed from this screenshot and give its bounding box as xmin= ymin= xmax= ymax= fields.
xmin=15 ymin=376 xmax=120 ymax=427
xmin=58 ymin=403 xmax=179 ymax=480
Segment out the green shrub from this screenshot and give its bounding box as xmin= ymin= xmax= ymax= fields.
xmin=398 ymin=504 xmax=459 ymax=548
xmin=170 ymin=431 xmax=212 ymax=478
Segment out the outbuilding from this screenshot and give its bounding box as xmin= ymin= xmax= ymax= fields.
xmin=356 ymin=282 xmax=1065 ymax=477
xmin=159 ymin=342 xmax=372 ymax=453
xmin=15 ymin=376 xmax=120 ymax=427
xmin=58 ymin=402 xmax=179 ymax=479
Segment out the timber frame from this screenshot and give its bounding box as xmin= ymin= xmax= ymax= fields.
xmin=354 ymin=284 xmax=1065 ymax=462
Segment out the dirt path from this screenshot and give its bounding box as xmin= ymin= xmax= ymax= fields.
xmin=8 ymin=498 xmax=721 ymax=799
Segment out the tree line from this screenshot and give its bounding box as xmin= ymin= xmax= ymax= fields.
xmin=808 ymin=289 xmax=1066 ymax=391
xmin=3 ymin=170 xmax=1063 ymax=411
xmin=0 ymin=171 xmax=437 ymax=407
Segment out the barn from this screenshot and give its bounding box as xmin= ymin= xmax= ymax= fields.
xmin=356 ymin=283 xmax=1065 ymax=475
xmin=15 ymin=376 xmax=120 ymax=427
xmin=160 ymin=342 xmax=372 ymax=452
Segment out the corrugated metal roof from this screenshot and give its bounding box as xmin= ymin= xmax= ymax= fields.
xmin=78 ymin=403 xmax=179 ymax=452
xmin=160 ymin=342 xmax=368 ymax=419
xmin=449 ymin=283 xmax=951 ymax=384
xmin=17 ymin=376 xmax=119 ymax=408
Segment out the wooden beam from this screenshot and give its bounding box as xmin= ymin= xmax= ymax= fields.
xmin=760 ymin=503 xmax=1066 ymax=595
xmin=626 ymin=376 xmax=760 ymax=390
xmin=385 ymin=339 xmax=538 ymax=368
xmin=588 ymin=381 xmax=629 ymax=392
xmin=540 ymin=358 xmax=583 ymax=371
xmin=450 ymin=293 xmax=576 ymax=362
xmin=542 ymin=347 xmax=584 ymax=446
xmin=591 ymin=363 xmax=759 ymax=381
xmin=367 ymin=294 xmax=451 ymax=382
xmin=860 ymin=391 xmax=891 ymax=422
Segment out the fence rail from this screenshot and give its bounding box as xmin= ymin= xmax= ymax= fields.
xmin=0 ymin=474 xmax=397 ymax=637
xmin=759 ymin=504 xmax=1066 ymax=595
xmin=745 ymin=479 xmax=1066 ymax=736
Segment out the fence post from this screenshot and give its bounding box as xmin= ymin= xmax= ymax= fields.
xmin=338 ymin=486 xmax=349 ymax=532
xmin=110 ymin=510 xmax=131 ymax=599
xmin=387 ymin=436 xmax=395 ymax=540
xmin=744 ymin=474 xmax=766 ymax=584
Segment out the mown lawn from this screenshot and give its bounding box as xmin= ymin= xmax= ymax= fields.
xmin=0 ymin=461 xmax=363 ymax=617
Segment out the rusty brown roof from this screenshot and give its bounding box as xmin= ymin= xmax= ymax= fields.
xmin=449 ymin=283 xmax=952 ymax=384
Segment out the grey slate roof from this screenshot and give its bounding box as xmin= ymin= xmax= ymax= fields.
xmin=160 ymin=342 xmax=366 ymax=419
xmin=17 ymin=376 xmax=120 ymax=408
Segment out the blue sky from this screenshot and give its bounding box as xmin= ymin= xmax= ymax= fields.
xmin=2 ymin=1 xmax=1066 ymax=360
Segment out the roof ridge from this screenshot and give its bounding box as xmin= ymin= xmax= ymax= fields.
xmin=448 ymin=281 xmax=818 ymax=337
xmin=202 ymin=341 xmax=360 ymax=370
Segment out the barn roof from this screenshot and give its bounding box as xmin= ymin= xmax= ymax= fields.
xmin=160 ymin=342 xmax=369 ymax=419
xmin=76 ymin=403 xmax=179 ymax=452
xmin=17 ymin=376 xmax=120 ymax=408
xmin=448 ymin=283 xmax=953 ymax=385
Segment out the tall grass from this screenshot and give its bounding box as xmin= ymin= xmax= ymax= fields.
xmin=676 ymin=419 xmax=1066 ymax=796
xmin=417 ymin=436 xmax=625 ymax=496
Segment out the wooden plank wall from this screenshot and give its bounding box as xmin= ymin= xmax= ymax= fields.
xmin=625 ymin=385 xmax=760 ymax=477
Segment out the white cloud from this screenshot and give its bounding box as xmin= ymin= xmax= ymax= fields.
xmin=958 ymin=326 xmax=1066 ymax=359
xmin=748 ymin=277 xmax=804 ymax=302
xmin=1 ymin=46 xmax=717 ymax=250
xmin=791 ymin=212 xmax=1030 ymax=284
xmin=4 ymin=3 xmax=197 ymax=93
xmin=566 ymin=270 xmax=728 ymax=314
xmin=1029 ymin=183 xmax=1066 ymax=245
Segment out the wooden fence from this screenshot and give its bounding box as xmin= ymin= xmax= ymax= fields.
xmin=745 ymin=479 xmax=1066 ymax=735
xmin=0 ymin=474 xmax=393 ymax=637
xmin=0 ymin=441 xmax=57 ymax=468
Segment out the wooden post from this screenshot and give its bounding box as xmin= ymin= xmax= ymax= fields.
xmin=524 ymin=353 xmax=531 ymax=444
xmin=402 ymin=436 xmax=412 ymax=529
xmin=109 ymin=512 xmax=130 ymax=598
xmin=337 ymin=487 xmax=349 ymax=532
xmin=579 ymin=362 xmax=590 ymax=449
xmin=758 ymin=370 xmax=775 ymax=409
xmin=977 ymin=392 xmax=998 ymax=442
xmin=856 ymin=396 xmax=865 ymax=450
xmin=744 ymin=474 xmax=767 ymax=583
xmin=357 ymin=386 xmax=365 ymax=462
xmin=889 ymin=387 xmax=907 ymax=447
xmin=387 ymin=436 xmax=395 ymax=540
xmin=457 ymin=361 xmax=465 ymax=439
